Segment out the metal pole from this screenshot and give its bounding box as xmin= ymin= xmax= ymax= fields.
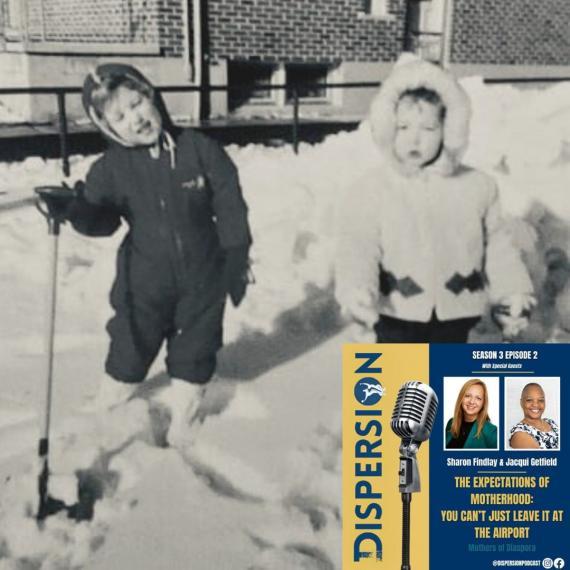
xmin=190 ymin=0 xmax=202 ymax=119
xmin=441 ymin=0 xmax=454 ymax=68
xmin=56 ymin=92 xmax=70 ymax=177
xmin=292 ymin=86 xmax=299 ymax=154
xmin=37 ymin=218 xmax=60 ymax=521
xmin=402 ymin=0 xmax=415 ymax=52
xmin=401 ymin=493 xmax=412 ymax=570
xmin=199 ymin=0 xmax=211 ymax=120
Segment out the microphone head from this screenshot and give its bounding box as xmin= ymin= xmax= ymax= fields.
xmin=391 ymin=381 xmax=439 ymax=443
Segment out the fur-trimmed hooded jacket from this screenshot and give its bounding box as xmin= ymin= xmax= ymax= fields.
xmin=335 ymin=58 xmax=533 ymax=323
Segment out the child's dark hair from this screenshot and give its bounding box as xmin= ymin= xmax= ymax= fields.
xmin=90 ymin=74 xmax=154 ymax=118
xmin=399 ymin=87 xmax=446 ymax=121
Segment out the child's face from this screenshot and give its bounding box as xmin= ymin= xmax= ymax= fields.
xmin=393 ymin=96 xmax=443 ymax=168
xmin=102 ymin=85 xmax=162 ymax=146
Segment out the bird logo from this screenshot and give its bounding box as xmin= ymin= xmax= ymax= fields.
xmin=354 ymin=379 xmax=385 ymax=406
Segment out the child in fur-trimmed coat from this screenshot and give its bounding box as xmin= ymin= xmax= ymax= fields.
xmin=334 ymin=57 xmax=534 ymax=343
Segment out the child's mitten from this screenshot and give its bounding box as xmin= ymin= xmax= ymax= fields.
xmin=492 ymin=293 xmax=536 ymax=339
xmin=341 ymin=289 xmax=378 ymax=328
xmin=223 ymin=245 xmax=251 ymax=307
xmin=65 ymin=180 xmax=122 ymax=236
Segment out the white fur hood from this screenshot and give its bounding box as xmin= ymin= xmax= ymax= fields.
xmin=369 ymin=57 xmax=471 ymax=172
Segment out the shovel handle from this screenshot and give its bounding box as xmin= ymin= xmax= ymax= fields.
xmin=36 ymin=213 xmax=61 ymax=522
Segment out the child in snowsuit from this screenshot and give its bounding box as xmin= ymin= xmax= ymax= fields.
xmin=66 ymin=63 xmax=252 ymax=444
xmin=335 ymin=57 xmax=534 ymax=343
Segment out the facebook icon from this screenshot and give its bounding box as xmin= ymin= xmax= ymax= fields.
xmin=554 ymin=559 xmax=565 ymax=569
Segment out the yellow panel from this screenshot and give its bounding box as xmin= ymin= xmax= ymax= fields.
xmin=342 ymin=343 xmax=431 ymax=570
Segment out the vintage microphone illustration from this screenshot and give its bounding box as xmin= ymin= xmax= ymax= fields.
xmin=391 ymin=381 xmax=439 ymax=570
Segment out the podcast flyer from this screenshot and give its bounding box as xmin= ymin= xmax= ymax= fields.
xmin=342 ymin=343 xmax=569 ymax=570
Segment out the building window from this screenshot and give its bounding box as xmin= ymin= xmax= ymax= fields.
xmin=362 ymin=0 xmax=390 ymax=18
xmin=285 ymin=64 xmax=330 ymax=102
xmin=228 ymin=61 xmax=277 ymax=111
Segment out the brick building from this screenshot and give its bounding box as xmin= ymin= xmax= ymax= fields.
xmin=0 ymin=0 xmax=191 ymax=121
xmin=205 ymin=0 xmax=407 ymax=117
xmin=0 ymin=0 xmax=569 ymax=122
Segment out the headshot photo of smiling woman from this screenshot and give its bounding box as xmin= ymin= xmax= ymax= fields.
xmin=507 ymin=379 xmax=560 ymax=450
xmin=445 ymin=378 xmax=499 ymax=450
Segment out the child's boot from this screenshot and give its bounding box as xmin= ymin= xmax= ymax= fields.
xmin=154 ymin=379 xmax=206 ymax=447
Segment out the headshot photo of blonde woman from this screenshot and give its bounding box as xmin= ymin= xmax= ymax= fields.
xmin=444 ymin=377 xmax=499 ymax=450
xmin=505 ymin=378 xmax=560 ymax=450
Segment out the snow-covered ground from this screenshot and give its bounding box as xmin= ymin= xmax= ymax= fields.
xmin=1 ymin=77 xmax=570 ymax=569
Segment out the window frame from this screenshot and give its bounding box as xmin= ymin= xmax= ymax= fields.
xmin=227 ymin=60 xmax=280 ymax=111
xmin=284 ymin=63 xmax=331 ymax=104
xmin=358 ymin=0 xmax=394 ymax=21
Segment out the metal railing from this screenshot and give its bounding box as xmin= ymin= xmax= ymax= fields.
xmin=0 ymin=81 xmax=382 ymax=175
xmin=0 ymin=86 xmax=82 ymax=176
xmin=1 ymin=75 xmax=569 ymax=176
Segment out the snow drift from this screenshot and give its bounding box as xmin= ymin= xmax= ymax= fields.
xmin=0 ymin=76 xmax=569 ymax=569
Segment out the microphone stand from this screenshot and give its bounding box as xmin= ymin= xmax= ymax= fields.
xmin=398 ymin=439 xmax=421 ymax=570
xmin=391 ymin=380 xmax=438 ymax=570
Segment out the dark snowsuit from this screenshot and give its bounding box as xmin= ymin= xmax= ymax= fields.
xmin=70 ymin=65 xmax=251 ymax=384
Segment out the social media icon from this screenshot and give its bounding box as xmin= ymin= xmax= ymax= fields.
xmin=544 ymin=559 xmax=554 ymax=569
xmin=554 ymin=559 xmax=565 ymax=569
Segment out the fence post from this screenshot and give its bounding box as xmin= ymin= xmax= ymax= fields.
xmin=56 ymin=92 xmax=70 ymax=177
xmin=292 ymin=86 xmax=299 ymax=154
